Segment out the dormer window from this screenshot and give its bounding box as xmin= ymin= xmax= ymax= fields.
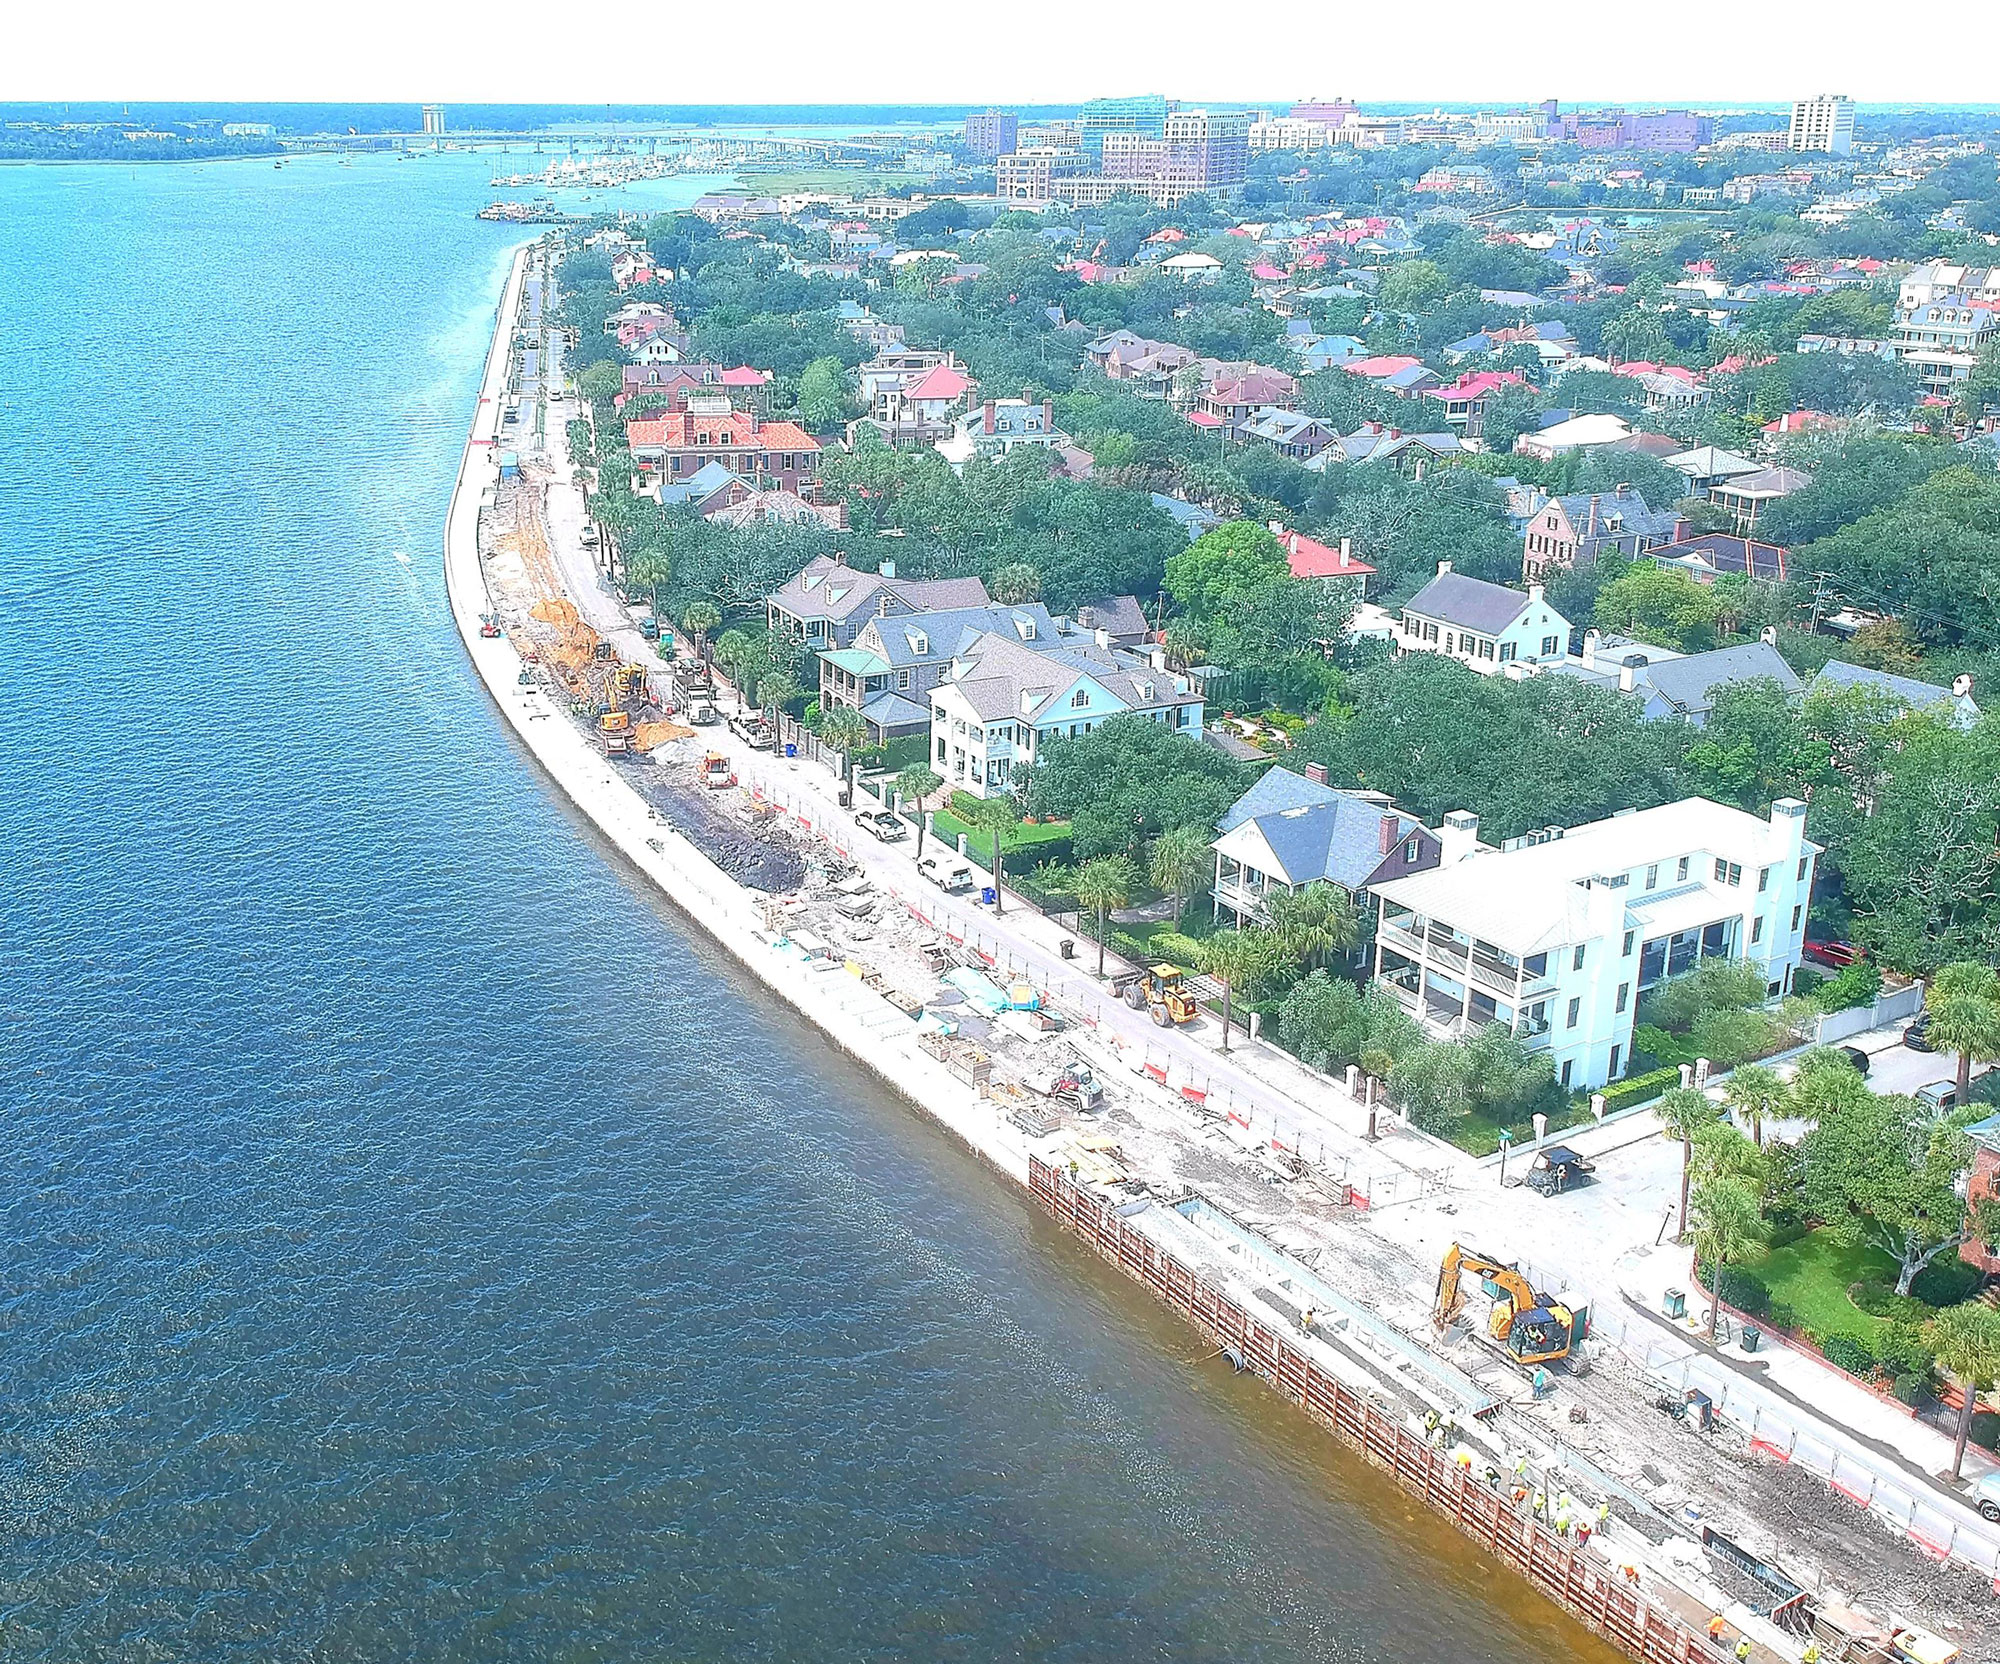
xmin=1070 ymin=688 xmax=1089 ymax=709
xmin=906 ymin=628 xmax=928 ymax=656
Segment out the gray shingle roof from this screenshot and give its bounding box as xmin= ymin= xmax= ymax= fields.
xmin=1813 ymin=660 xmax=1977 ymax=725
xmin=1403 ymin=571 xmax=1533 ymax=634
xmin=855 ymin=604 xmax=1057 ymax=667
xmin=1214 ymin=769 xmax=1413 ymax=890
xmin=1643 ymin=642 xmax=1800 ymax=718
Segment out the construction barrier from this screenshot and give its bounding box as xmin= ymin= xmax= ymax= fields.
xmin=1028 ymin=1158 xmax=1723 ymax=1664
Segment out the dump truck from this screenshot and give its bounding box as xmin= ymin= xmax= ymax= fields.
xmin=1433 ymin=1242 xmax=1583 ymax=1368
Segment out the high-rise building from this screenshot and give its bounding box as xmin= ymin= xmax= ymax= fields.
xmin=422 ymin=104 xmax=447 ymax=136
xmin=1788 ymin=94 xmax=1854 ymax=156
xmin=1075 ymin=94 xmax=1172 ymax=163
xmin=1289 ymin=98 xmax=1357 ymax=127
xmin=963 ymin=109 xmax=1018 ymax=161
xmin=1163 ymin=109 xmax=1251 ymax=189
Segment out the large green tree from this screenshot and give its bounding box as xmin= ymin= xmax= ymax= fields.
xmin=1802 ymin=1095 xmax=1976 ymax=1296
xmin=1024 ymin=715 xmax=1248 ymax=861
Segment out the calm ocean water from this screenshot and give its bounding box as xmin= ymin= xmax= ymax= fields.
xmin=0 ymin=151 xmax=1614 ymax=1663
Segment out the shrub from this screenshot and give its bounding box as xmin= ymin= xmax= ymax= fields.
xmin=1767 ymin=1299 xmax=1796 ymax=1332
xmin=1820 ymin=1333 xmax=1877 ymax=1378
xmin=1600 ymin=1066 xmax=1682 ymax=1113
xmin=1910 ymin=1257 xmax=1984 ymax=1309
xmin=1851 ymin=1281 xmax=1930 ymax=1323
xmin=1692 ymin=1259 xmax=1770 ymax=1317
xmin=1688 ymin=1007 xmax=1785 ymax=1069
xmin=1632 ymin=1024 xmax=1693 ymax=1067
xmin=1875 ymin=1322 xmax=1935 ymax=1396
xmin=1814 ymin=957 xmax=1883 ymax=1013
xmin=1639 ymin=959 xmax=1770 ymax=1033
xmin=1791 ymin=965 xmax=1827 ymax=1002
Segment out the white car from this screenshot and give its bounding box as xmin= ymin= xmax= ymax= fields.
xmin=918 ymin=855 xmax=974 ymax=894
xmin=1974 ymin=1471 xmax=2000 ymax=1523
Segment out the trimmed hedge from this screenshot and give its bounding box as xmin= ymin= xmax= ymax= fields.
xmin=1820 ymin=1333 xmax=1875 ymax=1377
xmin=1692 ymin=1258 xmax=1770 ymax=1317
xmin=1600 ymin=1066 xmax=1681 ymax=1113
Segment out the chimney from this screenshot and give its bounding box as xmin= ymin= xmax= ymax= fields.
xmin=1619 ymin=660 xmax=1637 ymax=693
xmin=983 ymin=399 xmax=995 ymax=434
xmin=879 ymin=558 xmax=896 ymax=579
xmin=1042 ymin=399 xmax=1053 ymax=431
xmin=1268 ymin=519 xmax=1285 ymax=536
xmin=1305 ymin=762 xmax=1329 ymax=785
xmin=1438 ymin=810 xmax=1480 ymax=866
xmin=1339 ymin=536 xmax=1353 ymax=569
xmin=1615 ymin=481 xmax=1631 ymax=498
xmin=1528 ymin=582 xmax=1545 ymax=603
xmin=1954 ymin=673 xmax=1975 ymax=698
xmin=1582 ymin=628 xmax=1601 ymax=670
xmin=1379 ymin=812 xmax=1400 ymax=853
xmin=1759 ymin=625 xmax=1777 ymax=645
xmin=1388 ymin=426 xmax=1401 ymax=439
xmin=1586 ymin=494 xmax=1601 ymax=536
xmin=1436 ymin=559 xmax=1453 ymax=576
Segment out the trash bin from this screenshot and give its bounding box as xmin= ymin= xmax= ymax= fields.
xmin=837 ymin=785 xmax=852 ymax=809
xmin=784 ymin=743 xmax=797 ymax=758
xmin=980 ymin=886 xmax=997 ymax=906
xmin=1740 ymin=1325 xmax=1760 ymax=1353
xmin=1059 ymin=938 xmax=1075 ymax=960
xmin=1663 ymin=1288 xmax=1687 ymax=1320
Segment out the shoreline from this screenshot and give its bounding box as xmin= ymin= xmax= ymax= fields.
xmin=441 ymin=249 xmax=1996 ymax=1660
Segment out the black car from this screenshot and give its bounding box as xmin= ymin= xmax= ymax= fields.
xmin=1904 ymin=1014 xmax=1935 ymax=1052
xmin=1837 ymin=1045 xmax=1871 ymax=1076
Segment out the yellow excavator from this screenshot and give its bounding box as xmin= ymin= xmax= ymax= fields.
xmin=1434 ymin=1242 xmax=1582 ymax=1368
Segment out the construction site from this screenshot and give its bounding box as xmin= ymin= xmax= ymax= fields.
xmin=457 ymin=248 xmax=1996 ymax=1664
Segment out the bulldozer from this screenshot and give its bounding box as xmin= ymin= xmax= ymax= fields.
xmin=1433 ymin=1242 xmax=1582 ymax=1368
xmin=1120 ymin=963 xmax=1199 ymax=1028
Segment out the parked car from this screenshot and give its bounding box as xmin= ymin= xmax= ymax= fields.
xmin=1805 ymin=938 xmax=1864 ymax=970
xmin=1916 ymin=1080 xmax=1959 ymax=1114
xmin=856 ymin=810 xmax=908 ymax=843
xmin=1836 ymin=1045 xmax=1871 ymax=1076
xmin=918 ymin=854 xmax=974 ymax=893
xmin=1903 ymin=1013 xmax=1935 ymax=1052
xmin=1973 ymin=1470 xmax=2000 ymax=1524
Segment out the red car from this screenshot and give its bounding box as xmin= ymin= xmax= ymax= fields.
xmin=1805 ymin=939 xmax=1864 ymax=970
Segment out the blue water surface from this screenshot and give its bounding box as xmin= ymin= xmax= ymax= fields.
xmin=0 ymin=151 xmax=1611 ymax=1664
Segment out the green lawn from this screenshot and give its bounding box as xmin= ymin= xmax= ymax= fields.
xmin=1452 ymin=1102 xmax=1595 ymax=1159
xmin=1748 ymin=1230 xmax=1898 ymax=1345
xmin=931 ymin=806 xmax=1073 ymax=857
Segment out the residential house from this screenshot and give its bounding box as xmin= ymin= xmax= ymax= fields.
xmin=1151 ymin=492 xmax=1223 ymax=542
xmin=1396 ymin=564 xmax=1570 ymax=674
xmin=1521 ymin=485 xmax=1679 ymax=581
xmin=1551 ymin=633 xmax=1801 ymax=725
xmin=1210 ymin=765 xmax=1441 ymax=928
xmin=1891 ymin=300 xmax=2000 ymax=394
xmin=1237 ymin=406 xmax=1340 ymax=460
xmin=936 ymin=399 xmax=1070 ymax=471
xmin=1421 ymin=370 xmax=1524 ymax=439
xmin=1665 ymin=445 xmax=1761 ymax=494
xmin=1294 ymin=335 xmax=1370 ymax=373
xmin=766 ymin=555 xmax=990 ymax=651
xmin=1309 ymin=423 xmax=1464 ymax=476
xmin=1514 ymin=412 xmax=1633 ymax=459
xmin=1812 ymin=662 xmax=1981 ymax=729
xmin=1709 ymin=465 xmax=1811 ymax=534
xmin=850 ymin=357 xmax=975 ymax=450
xmin=1085 ymin=331 xmax=1203 ymax=398
xmin=930 ymin=631 xmax=1206 ymax=797
xmin=617 ymin=363 xmax=770 ymax=413
xmin=1371 ymin=796 xmax=1819 ymax=1089
xmin=1274 ymin=525 xmax=1375 ymax=590
xmin=656 ymin=460 xmax=754 ymax=515
xmin=1196 ymin=366 xmax=1300 ymax=428
xmin=1646 ymin=532 xmax=1788 ymax=584
xmin=1344 ymin=355 xmax=1442 ymax=396
xmin=1072 ymin=594 xmax=1153 ymax=648
xmin=710 ymin=489 xmax=847 ymax=532
xmin=821 ymin=602 xmax=1062 ymax=742
xmin=626 ymin=398 xmax=820 ymax=499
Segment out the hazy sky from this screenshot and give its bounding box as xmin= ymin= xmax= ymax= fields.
xmin=9 ymin=0 xmax=1998 ymax=106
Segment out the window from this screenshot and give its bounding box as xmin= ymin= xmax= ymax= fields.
xmin=1572 ymin=945 xmax=1586 ymax=971
xmin=1560 ymin=1059 xmax=1573 ymax=1089
xmin=1797 ymin=856 xmax=1809 ymax=880
xmin=1424 ymin=622 xmax=1438 ymax=642
xmin=1524 ymin=952 xmax=1547 ymax=978
xmin=1677 ymin=856 xmax=1690 ymax=882
xmin=1714 ymin=859 xmax=1742 ymax=887
xmin=1541 ymin=635 xmax=1560 ymax=657
xmin=936 ymin=736 xmax=946 ymax=761
xmin=1622 ymin=929 xmax=1634 ymax=956
xmin=1615 ymin=982 xmax=1629 ymax=1014
xmin=1405 ymin=837 xmax=1420 ymax=861
xmin=1442 ymin=632 xmax=1455 ymax=653
xmin=1609 ymin=1044 xmax=1622 ymax=1079
xmin=1757 ymin=866 xmax=1770 ymax=893
xmin=1645 ymin=864 xmax=1658 ymax=890
xmin=1791 ymin=904 xmax=1802 ymax=931
xmin=1752 ymin=917 xmax=1765 ymax=944
xmin=897 ymin=669 xmax=911 ymax=690
xmin=1499 ymin=642 xmax=1517 ymax=662
xmin=1566 ymin=997 xmax=1581 ymax=1029
xmin=1070 ymin=688 xmax=1089 ymax=709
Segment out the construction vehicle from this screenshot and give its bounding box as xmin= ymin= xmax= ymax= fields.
xmin=1433 ymin=1242 xmax=1582 ymax=1368
xmin=597 ymin=708 xmax=634 ymax=757
xmin=1119 ymin=964 xmax=1198 ymax=1028
xmin=699 ymin=751 xmax=735 ymax=789
xmin=1524 ymin=1145 xmax=1596 ymax=1197
xmin=609 ymin=661 xmax=650 ymax=711
xmin=478 ymin=612 xmax=502 ymax=639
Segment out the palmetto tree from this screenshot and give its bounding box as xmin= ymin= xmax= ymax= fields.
xmin=1930 ymin=1301 xmax=2000 ymax=1479
xmin=1688 ymin=1178 xmax=1767 ymax=1341
xmin=896 ymin=764 xmax=944 ymax=858
xmin=1262 ymin=881 xmax=1359 ymax=973
xmin=959 ymin=791 xmax=1020 ymax=916
xmin=1722 ymin=1063 xmax=1789 ymax=1148
xmin=1924 ymin=962 xmax=2000 ymax=1104
xmin=1199 ymin=928 xmax=1282 ymax=1054
xmin=759 ymin=669 xmax=802 ymax=737
xmin=818 ymin=704 xmax=867 ymax=785
xmin=1148 ymin=824 xmax=1212 ymax=930
xmin=1070 ymin=855 xmax=1140 ymax=978
xmin=1656 ymin=1087 xmax=1720 ymax=1243
xmin=681 ymin=601 xmax=720 ymax=654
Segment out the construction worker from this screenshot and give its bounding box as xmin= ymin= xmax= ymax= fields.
xmin=1532 ymin=1489 xmax=1547 ymax=1519
xmin=1554 ymin=1502 xmax=1571 ymax=1537
xmin=1708 ymin=1615 xmax=1727 ymax=1646
xmin=1512 ymin=1453 xmax=1529 ymax=1483
xmin=1800 ymin=1645 xmax=1820 ymax=1664
xmin=1734 ymin=1640 xmax=1751 ymax=1663
xmin=1302 ymin=1307 xmax=1316 ymax=1334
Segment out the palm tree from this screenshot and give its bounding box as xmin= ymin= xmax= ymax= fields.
xmin=1262 ymin=881 xmax=1359 ymax=972
xmin=681 ymin=601 xmax=721 ymax=657
xmin=1930 ymin=1302 xmax=2000 ymax=1479
xmin=1198 ymin=928 xmax=1280 ymax=1054
xmin=1687 ymin=1178 xmax=1767 ymax=1341
xmin=959 ymin=791 xmax=1020 ymax=916
xmin=713 ymin=628 xmax=753 ymax=704
xmin=1924 ymin=962 xmax=2000 ymax=1103
xmin=1722 ymin=1063 xmax=1789 ymax=1148
xmin=988 ymin=562 xmax=1042 ymax=604
xmin=760 ymin=669 xmax=802 ymax=737
xmin=1656 ymin=1087 xmax=1719 ymax=1243
xmin=1071 ymin=855 xmax=1140 ymax=977
xmin=1148 ymin=825 xmax=1212 ymax=930
xmin=818 ymin=704 xmax=868 ymax=786
xmin=896 ymin=764 xmax=944 ymax=858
